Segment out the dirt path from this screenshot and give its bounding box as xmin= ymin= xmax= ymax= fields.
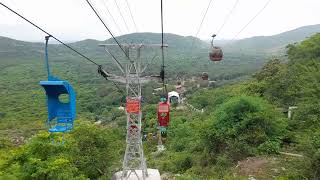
xmin=234 ymin=155 xmax=306 ymax=179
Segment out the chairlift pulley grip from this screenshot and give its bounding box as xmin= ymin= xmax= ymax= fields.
xmin=98 ymin=65 xmax=110 ymax=80
xmin=45 ymin=35 xmax=52 ymax=41
xmin=160 ymin=69 xmax=165 ymax=82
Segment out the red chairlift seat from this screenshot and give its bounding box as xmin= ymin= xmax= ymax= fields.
xmin=158 ymin=102 xmax=170 ymax=127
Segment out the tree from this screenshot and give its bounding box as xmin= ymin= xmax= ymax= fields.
xmin=204 ymin=95 xmax=287 ymax=161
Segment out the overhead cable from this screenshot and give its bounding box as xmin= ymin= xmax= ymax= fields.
xmin=0 ymin=2 xmax=126 ymax=93
xmin=194 ymin=0 xmax=214 ymax=39
xmin=113 ymin=0 xmax=130 ymax=32
xmin=231 ymin=0 xmax=272 ymax=41
xmin=190 ymin=0 xmax=214 ymax=55
xmin=101 ymin=0 xmax=123 ymax=35
xmin=0 ymin=2 xmax=99 ymax=66
xmin=216 ymin=0 xmax=240 ymax=35
xmin=86 ymin=0 xmax=130 ymax=60
xmin=124 ymin=0 xmax=138 ymax=32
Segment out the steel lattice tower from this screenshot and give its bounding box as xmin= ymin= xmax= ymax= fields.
xmin=122 ymin=44 xmax=147 ymax=178
xmin=122 ymin=60 xmax=147 ymax=179
xmin=100 ymin=43 xmax=166 ymax=180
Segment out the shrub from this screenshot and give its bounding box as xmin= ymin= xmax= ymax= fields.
xmin=258 ymin=140 xmax=281 ymax=154
xmin=0 ymin=122 xmax=123 ymax=179
xmin=205 ymin=95 xmax=286 ymax=161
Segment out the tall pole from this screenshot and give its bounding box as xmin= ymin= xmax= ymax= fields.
xmin=159 ymin=0 xmax=166 ymax=152
xmin=160 ymin=0 xmax=165 ymax=96
xmin=99 ymin=43 xmax=166 ymax=179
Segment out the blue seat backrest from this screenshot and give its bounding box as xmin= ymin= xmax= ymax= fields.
xmin=40 ymin=80 xmax=76 ymax=123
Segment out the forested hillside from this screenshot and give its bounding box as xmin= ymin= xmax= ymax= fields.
xmin=0 ymin=31 xmax=320 ymax=179
xmin=1 ymin=24 xmax=319 ymax=80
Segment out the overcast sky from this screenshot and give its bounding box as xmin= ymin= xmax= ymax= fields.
xmin=0 ymin=0 xmax=319 ymax=42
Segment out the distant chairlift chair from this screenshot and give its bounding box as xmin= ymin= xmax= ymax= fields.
xmin=40 ymin=35 xmax=76 ymax=135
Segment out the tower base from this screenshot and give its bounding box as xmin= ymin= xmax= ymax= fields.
xmin=112 ymin=169 xmax=161 ymax=180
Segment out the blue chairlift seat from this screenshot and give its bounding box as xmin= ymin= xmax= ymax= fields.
xmin=40 ymin=78 xmax=76 ymax=133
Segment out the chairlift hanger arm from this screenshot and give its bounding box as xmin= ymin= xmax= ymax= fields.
xmin=141 ymin=54 xmax=158 ymax=74
xmin=44 ymin=35 xmax=52 ymax=79
xmin=102 ymin=47 xmax=125 ymax=75
xmin=99 ymin=43 xmax=168 ymax=75
xmin=211 ymin=34 xmax=216 ymax=47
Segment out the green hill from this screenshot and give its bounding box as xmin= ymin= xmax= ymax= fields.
xmin=1 ymin=31 xmax=319 ymax=179
xmin=225 ymin=24 xmax=320 ymax=54
xmin=1 ymin=24 xmax=319 ymax=59
xmin=0 ymin=33 xmax=206 ymax=59
xmin=0 ymin=24 xmax=319 ymax=81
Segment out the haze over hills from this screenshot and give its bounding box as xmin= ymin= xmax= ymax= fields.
xmin=0 ymin=33 xmax=208 ymax=60
xmin=223 ymin=24 xmax=320 ymax=54
xmin=0 ymin=24 xmax=319 ymax=60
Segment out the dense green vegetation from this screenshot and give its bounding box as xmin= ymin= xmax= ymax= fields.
xmin=0 ymin=122 xmax=124 ymax=179
xmin=1 ymin=24 xmax=319 ymax=81
xmin=0 ymin=30 xmax=320 ymax=179
xmin=153 ymin=33 xmax=320 ymax=179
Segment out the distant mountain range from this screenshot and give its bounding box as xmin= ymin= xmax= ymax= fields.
xmin=223 ymin=24 xmax=320 ymax=54
xmin=0 ymin=24 xmax=319 ymax=60
xmin=0 ymin=33 xmax=207 ymax=59
xmin=0 ymin=24 xmax=319 ymax=83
